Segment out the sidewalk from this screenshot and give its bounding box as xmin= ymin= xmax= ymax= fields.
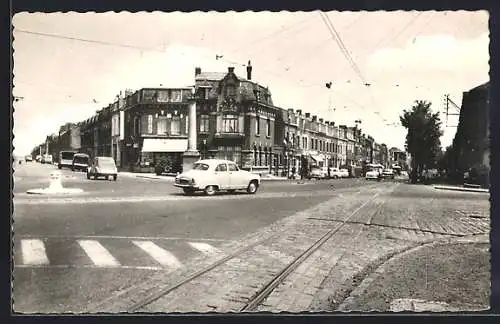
xmin=337 ymin=235 xmax=490 ymax=312
xmin=434 ymin=185 xmax=489 ymax=193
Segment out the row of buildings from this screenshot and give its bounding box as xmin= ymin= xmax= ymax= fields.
xmin=31 ymin=63 xmax=406 ymax=176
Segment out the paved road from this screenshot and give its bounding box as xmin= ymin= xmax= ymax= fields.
xmin=12 ymin=162 xmax=375 ymax=313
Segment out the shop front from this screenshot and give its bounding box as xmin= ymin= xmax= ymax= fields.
xmin=140 ymin=138 xmax=188 ymax=173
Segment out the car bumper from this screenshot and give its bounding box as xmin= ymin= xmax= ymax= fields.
xmin=174 ymin=183 xmax=199 ymax=189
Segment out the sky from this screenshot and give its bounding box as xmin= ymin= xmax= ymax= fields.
xmin=12 ymin=10 xmax=489 ymax=156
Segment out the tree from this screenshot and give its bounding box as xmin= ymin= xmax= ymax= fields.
xmin=400 ymin=100 xmax=443 ymax=183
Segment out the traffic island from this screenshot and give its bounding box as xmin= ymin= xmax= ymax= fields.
xmin=26 ymin=170 xmax=84 ymax=195
xmin=336 ymin=236 xmax=490 ymax=312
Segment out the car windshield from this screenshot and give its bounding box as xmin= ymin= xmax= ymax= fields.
xmin=74 ymin=156 xmax=89 ymax=164
xmin=98 ymin=159 xmax=116 ymax=168
xmin=61 ymin=152 xmax=75 ymax=160
xmin=192 ymin=163 xmax=209 ymax=171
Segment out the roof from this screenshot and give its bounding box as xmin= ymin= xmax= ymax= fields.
xmin=195 ymin=159 xmax=238 ymax=166
xmin=196 ymin=72 xmax=246 ymax=81
xmin=468 ymin=81 xmax=490 ymax=93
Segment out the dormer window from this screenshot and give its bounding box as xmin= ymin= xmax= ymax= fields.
xmin=226 ymin=85 xmax=237 ymax=98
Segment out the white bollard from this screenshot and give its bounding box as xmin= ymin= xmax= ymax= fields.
xmin=48 ymin=170 xmax=63 ymax=192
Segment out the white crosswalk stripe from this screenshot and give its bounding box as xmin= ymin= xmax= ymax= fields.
xmin=77 ymin=240 xmax=120 ymax=267
xmin=21 ymin=239 xmax=49 ymax=265
xmin=132 ymin=241 xmax=183 ymax=269
xmin=188 ymin=242 xmax=222 ymax=256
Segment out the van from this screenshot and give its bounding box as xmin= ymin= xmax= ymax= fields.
xmin=72 ymin=153 xmax=90 ymax=172
xmin=58 ymin=151 xmax=76 ymax=169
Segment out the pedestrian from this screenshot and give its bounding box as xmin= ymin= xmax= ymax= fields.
xmin=291 ymin=166 xmax=296 ymax=179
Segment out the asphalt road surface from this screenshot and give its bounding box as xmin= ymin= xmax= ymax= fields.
xmin=12 ymin=162 xmax=374 ymax=313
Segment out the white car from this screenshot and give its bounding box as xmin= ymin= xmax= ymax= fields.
xmin=87 ymin=156 xmax=118 ymax=181
xmin=174 ymin=159 xmax=261 ymax=196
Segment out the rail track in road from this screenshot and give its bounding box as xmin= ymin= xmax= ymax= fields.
xmin=124 ymin=184 xmax=393 ymax=312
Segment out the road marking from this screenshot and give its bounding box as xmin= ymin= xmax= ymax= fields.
xmin=14 ymin=264 xmax=164 ymax=271
xmin=188 ymin=242 xmax=222 ymax=256
xmin=133 ymin=241 xmax=182 ymax=269
xmin=21 ymin=239 xmax=49 ymax=265
xmin=17 ymin=234 xmax=232 ymax=242
xmin=78 ymin=240 xmax=120 ymax=267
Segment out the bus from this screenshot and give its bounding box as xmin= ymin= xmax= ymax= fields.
xmin=58 ymin=151 xmax=76 ymax=169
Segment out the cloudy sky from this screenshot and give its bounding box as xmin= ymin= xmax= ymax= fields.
xmin=12 ymin=11 xmax=489 ymax=156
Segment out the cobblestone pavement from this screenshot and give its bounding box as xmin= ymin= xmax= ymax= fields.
xmin=86 ymin=182 xmax=490 ymax=313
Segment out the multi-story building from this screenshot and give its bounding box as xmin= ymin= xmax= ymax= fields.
xmin=449 ymin=81 xmax=490 ymax=186
xmin=32 ymin=64 xmax=392 ymax=176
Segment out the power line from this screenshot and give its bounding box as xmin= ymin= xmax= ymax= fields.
xmin=319 ymin=12 xmax=367 ymax=85
xmin=14 ymin=29 xmax=167 ymax=53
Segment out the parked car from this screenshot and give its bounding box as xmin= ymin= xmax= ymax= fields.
xmin=58 ymin=151 xmax=76 ymax=169
xmin=87 ymin=156 xmax=118 ymax=181
xmin=41 ymin=154 xmax=53 ymax=164
xmin=72 ymin=153 xmax=90 ymax=172
xmin=35 ymin=155 xmax=42 ymax=163
xmin=174 ymin=159 xmax=261 ymax=196
xmin=25 ymin=155 xmax=33 ymax=162
xmin=381 ymin=168 xmax=395 ymax=179
xmin=365 ymin=163 xmax=384 ymax=180
xmin=339 ymin=168 xmax=349 ymax=178
xmin=309 ymin=166 xmax=326 ymax=179
xmin=329 ymin=168 xmax=344 ymax=179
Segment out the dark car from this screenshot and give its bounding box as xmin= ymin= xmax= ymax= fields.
xmin=72 ymin=153 xmax=90 ymax=172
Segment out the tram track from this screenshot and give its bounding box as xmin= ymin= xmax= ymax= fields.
xmin=124 ymin=184 xmax=395 ymax=312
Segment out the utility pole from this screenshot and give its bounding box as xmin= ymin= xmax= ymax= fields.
xmin=443 ymin=94 xmax=460 ymax=127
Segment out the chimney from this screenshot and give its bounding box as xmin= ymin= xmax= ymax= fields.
xmin=305 ymin=112 xmax=310 ymax=118
xmin=312 ymin=115 xmax=317 ymax=122
xmin=228 ymin=67 xmax=235 ymax=73
xmin=246 ymin=60 xmax=252 ymax=80
xmin=330 ymin=122 xmax=335 ymax=127
xmin=319 ymin=118 xmax=324 ymax=123
xmin=325 ymin=120 xmax=329 ymax=125
xmin=195 ymin=67 xmax=201 ymax=76
xmin=297 ymin=109 xmax=302 ymax=115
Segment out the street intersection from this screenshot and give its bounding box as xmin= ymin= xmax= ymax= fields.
xmin=12 ymin=162 xmax=490 ymax=313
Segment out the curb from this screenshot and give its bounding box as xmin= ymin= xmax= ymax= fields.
xmin=434 ymin=185 xmax=489 ymax=193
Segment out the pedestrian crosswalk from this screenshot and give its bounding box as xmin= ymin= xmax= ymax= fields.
xmin=14 ymin=237 xmax=224 ymax=270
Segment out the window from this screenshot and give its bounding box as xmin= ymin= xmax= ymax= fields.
xmin=193 ymin=163 xmax=210 ymax=171
xmin=171 ymin=117 xmax=181 ymax=135
xmin=228 ymin=163 xmax=238 ymax=171
xmin=266 ymin=118 xmax=271 ymax=137
xmin=147 ymin=115 xmax=153 ymax=134
xmin=255 ymin=116 xmax=260 ymax=135
xmin=215 ymin=163 xmax=227 ymax=172
xmin=226 ymin=85 xmax=237 ymax=98
xmin=222 ymin=114 xmax=238 ymax=133
xmin=157 ymin=116 xmax=167 ymax=135
xmin=200 ymin=115 xmax=210 ymax=133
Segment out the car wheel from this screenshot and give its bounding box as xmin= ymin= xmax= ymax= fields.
xmin=183 ymin=188 xmax=195 ymax=195
xmin=228 ymin=189 xmax=236 ymax=194
xmin=58 ymin=165 xmax=62 ymax=170
xmin=71 ymin=167 xmax=74 ymax=171
xmin=247 ymin=181 xmax=258 ymax=194
xmin=204 ymin=185 xmax=217 ymax=196
xmin=113 ymin=175 xmax=117 ymax=181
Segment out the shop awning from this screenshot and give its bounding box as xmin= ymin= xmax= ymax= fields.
xmin=310 ymin=154 xmax=324 ymax=163
xmin=142 ymin=138 xmax=188 ymax=153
